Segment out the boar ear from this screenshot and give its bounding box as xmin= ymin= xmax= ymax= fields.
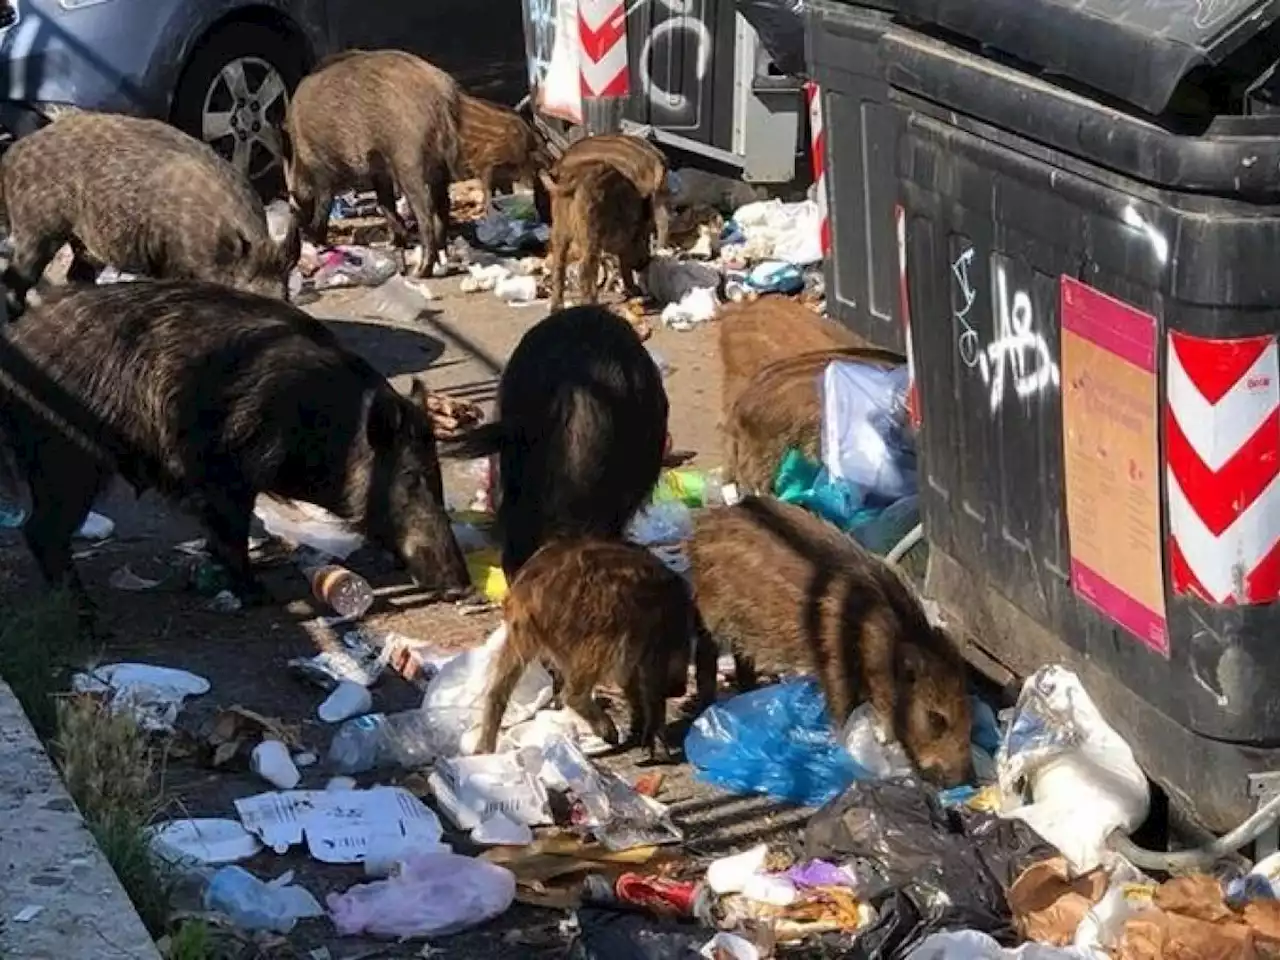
xmin=408 ymin=377 xmax=429 ymax=408
xmin=215 ymin=230 xmax=253 ymax=267
xmin=896 ymin=643 xmax=925 ymax=685
xmin=366 ymin=390 xmax=404 ymax=451
xmin=538 ymin=169 xmax=561 ymax=196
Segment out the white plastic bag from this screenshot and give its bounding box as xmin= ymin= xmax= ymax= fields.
xmin=72 ymin=663 xmax=210 ymax=733
xmin=729 ymin=198 xmax=825 ymax=266
xmin=907 ymin=930 xmax=1093 ymax=959
xmin=540 ymin=0 xmax=583 ymax=124
xmin=841 ymin=703 xmax=915 ymax=780
xmin=428 ymin=749 xmax=553 ymax=831
xmin=420 ymin=624 xmax=554 ymax=756
xmin=327 ymin=852 xmax=515 ymax=939
xmin=821 ymin=360 xmax=917 ymax=501
xmin=997 ymin=666 xmax=1149 ymax=873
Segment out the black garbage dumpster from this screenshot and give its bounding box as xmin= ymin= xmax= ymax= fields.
xmin=804 ymin=0 xmax=903 ymax=353
xmin=884 ymin=0 xmax=1280 ymax=833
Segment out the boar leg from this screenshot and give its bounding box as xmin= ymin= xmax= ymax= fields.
xmin=189 ymin=485 xmax=264 ymax=604
xmin=22 ymin=442 xmax=103 ymax=620
xmin=291 ymin=175 xmax=333 ymax=246
xmin=371 ymin=172 xmax=412 ymax=248
xmin=619 ymin=247 xmax=645 ymax=300
xmin=625 ymin=664 xmax=673 ymax=763
xmin=546 ymin=226 xmax=569 ymax=312
xmin=4 ymin=229 xmax=66 ymax=317
xmin=399 ymin=160 xmax=448 ymax=279
xmin=478 ymin=645 xmax=526 ymax=755
xmin=652 ymin=196 xmax=671 ymax=253
xmin=564 ymin=678 xmax=620 ymax=747
xmin=579 ymin=238 xmax=602 ymax=306
xmin=733 ymin=651 xmax=759 ymax=693
xmin=690 ymin=622 xmax=720 ymax=713
xmin=477 ymin=168 xmax=494 ymax=211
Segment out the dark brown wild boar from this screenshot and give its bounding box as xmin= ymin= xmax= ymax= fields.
xmin=479 ymin=538 xmax=693 ymax=761
xmin=0 ymin=112 xmax=299 ymax=317
xmin=688 ymin=496 xmax=971 ymax=787
xmin=725 ymin=345 xmax=903 ymax=495
xmin=283 ymin=49 xmax=460 ymax=278
xmin=553 ymin=134 xmax=671 ymax=251
xmin=441 ymin=305 xmax=667 ymax=579
xmin=540 ymin=162 xmax=653 ymax=312
xmin=456 ymin=94 xmax=550 ymax=210
xmin=718 ymin=296 xmax=869 ymax=427
xmin=0 ymin=281 xmax=470 ymax=620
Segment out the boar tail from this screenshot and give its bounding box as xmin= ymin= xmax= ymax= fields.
xmin=538 ymin=168 xmax=565 ymax=197
xmin=438 ymin=421 xmax=505 ymax=460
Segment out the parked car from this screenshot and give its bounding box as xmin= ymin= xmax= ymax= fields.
xmin=0 ymin=0 xmax=525 ymax=189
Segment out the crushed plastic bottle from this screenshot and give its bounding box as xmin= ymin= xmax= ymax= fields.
xmin=327 ymin=710 xmax=444 ymax=774
xmin=296 ymin=551 xmax=374 ymax=619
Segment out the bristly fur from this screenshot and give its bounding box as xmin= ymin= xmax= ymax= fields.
xmin=438 ymin=306 xmax=667 ymax=579
xmin=0 ymin=112 xmax=299 ymax=317
xmin=456 ymin=94 xmax=551 ymax=209
xmin=480 ymin=538 xmax=693 ymax=761
xmin=688 ymin=496 xmax=972 ymax=787
xmin=284 ymin=49 xmax=461 ymax=278
xmin=540 ymin=162 xmax=652 ymax=312
xmin=0 ymin=281 xmax=469 ymax=616
xmin=553 ymin=134 xmax=670 ymax=250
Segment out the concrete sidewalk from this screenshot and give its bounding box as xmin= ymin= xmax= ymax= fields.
xmin=0 ymin=680 xmax=161 ymax=960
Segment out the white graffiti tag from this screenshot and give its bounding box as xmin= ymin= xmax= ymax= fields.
xmin=627 ymin=0 xmax=712 ymax=116
xmin=951 ymin=246 xmax=980 ymax=369
xmin=978 ymin=262 xmax=1060 ymax=413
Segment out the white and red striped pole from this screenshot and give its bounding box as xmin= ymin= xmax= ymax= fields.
xmin=578 ymin=0 xmax=629 ymax=133
xmin=805 ymin=81 xmax=831 ymax=260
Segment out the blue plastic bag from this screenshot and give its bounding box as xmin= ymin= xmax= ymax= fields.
xmin=684 ymin=680 xmax=865 ymax=807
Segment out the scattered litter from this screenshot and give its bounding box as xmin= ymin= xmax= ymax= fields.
xmin=254 ymin=497 xmax=364 ymax=559
xmin=743 ymin=873 xmax=798 ymax=907
xmin=725 ymin=199 xmax=824 ymax=266
xmin=367 ymin=274 xmax=434 ymax=323
xmin=541 ymin=735 xmax=682 ymax=850
xmin=318 ymin=680 xmax=373 ymax=724
xmin=72 ymin=663 xmax=210 ymax=733
xmin=289 ymin=628 xmax=387 ymax=690
xmin=418 ymin=623 xmax=553 ymax=756
xmin=661 ymin=287 xmax=719 ymax=331
xmin=206 ymin=588 xmax=242 ymax=613
xmin=707 ymin=844 xmax=769 ymax=895
xmin=150 ymin=818 xmax=262 ymax=865
xmin=474 ymin=195 xmax=548 ymax=252
xmin=13 ymin=905 xmax=44 ymax=923
xmin=573 ymin=907 xmax=720 ymax=960
xmin=204 ymin=865 xmax=325 ymax=934
xmin=460 ymin=262 xmax=512 ymax=293
xmin=327 ymin=851 xmax=516 ymax=939
xmin=205 ymin=706 xmax=302 ymax=768
xmin=472 ymin=811 xmax=535 ymax=846
xmin=842 ymin=703 xmax=915 ymax=780
xmin=998 ymin=665 xmax=1149 ymax=873
xmin=906 ymin=930 xmax=1090 ymax=959
xmin=235 ymin=786 xmax=443 ymax=863
xmin=701 ymin=932 xmax=760 ymax=960
xmin=108 ymin=564 xmax=163 ymax=591
xmin=496 ymin=274 xmax=540 ymax=304
xmin=428 ymin=750 xmax=553 ymax=831
xmin=299 ymin=553 xmax=375 ymax=620
xmin=499 ymin=707 xmax=614 ymax=756
xmin=310 ymin=244 xmax=399 ymax=290
xmin=423 ymin=392 xmax=485 ymax=439
xmin=644 ymin=258 xmax=720 ymax=306
xmin=821 ymin=360 xmax=917 ymax=501
xmin=363 ymin=832 xmax=452 ymax=878
xmin=74 ymin=510 xmax=115 ymax=540
xmin=466 ymin=547 xmax=508 ymax=602
xmin=684 ymin=679 xmax=859 ymax=807
xmin=96 ymin=267 xmax=139 ymax=284
xmin=627 ymin=499 xmax=694 ymax=548
xmin=294 ymin=751 xmax=318 ymax=768
xmin=327 ymin=709 xmax=447 ymax=774
xmin=773 ymin=446 xmax=868 ymax=532
xmin=326 ymin=776 xmax=357 ymax=792
xmin=251 ymin=740 xmax=302 ymax=790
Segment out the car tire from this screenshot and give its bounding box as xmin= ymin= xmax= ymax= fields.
xmin=171 ymin=21 xmax=306 ymax=198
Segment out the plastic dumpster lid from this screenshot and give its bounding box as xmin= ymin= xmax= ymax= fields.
xmin=891 ymin=0 xmax=1280 ymax=114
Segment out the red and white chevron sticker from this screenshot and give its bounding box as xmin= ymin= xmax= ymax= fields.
xmin=805 ymin=82 xmax=830 ymax=259
xmin=578 ymin=0 xmax=629 ymax=98
xmin=895 ymin=204 xmax=920 ymax=428
xmin=1166 ymin=330 xmax=1280 ymax=605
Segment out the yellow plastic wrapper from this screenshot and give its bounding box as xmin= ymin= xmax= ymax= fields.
xmin=466 ymin=548 xmax=507 ymax=602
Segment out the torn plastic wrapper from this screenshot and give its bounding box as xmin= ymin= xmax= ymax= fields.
xmin=71 ymin=663 xmax=210 ymax=733
xmin=428 ymin=749 xmax=553 ymax=832
xmin=541 ymin=736 xmax=683 ymax=851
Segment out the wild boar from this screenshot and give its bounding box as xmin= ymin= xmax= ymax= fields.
xmin=0 ymin=112 xmax=299 ymax=317
xmin=0 ymin=281 xmax=470 ymax=619
xmin=441 ymin=305 xmax=667 ymax=579
xmin=540 ymin=162 xmax=653 ymax=311
xmin=688 ymin=496 xmax=971 ymax=787
xmin=553 ymin=133 xmax=671 ymax=251
xmin=283 ymin=49 xmax=460 ymax=278
xmin=479 ymin=538 xmax=693 ymax=761
xmin=456 ymin=93 xmax=550 ymax=210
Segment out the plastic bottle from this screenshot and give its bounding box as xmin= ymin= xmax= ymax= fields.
xmin=203 ymin=866 xmax=311 ymax=934
xmin=300 ymin=557 xmax=374 ymax=620
xmin=327 ymin=710 xmax=443 ymax=774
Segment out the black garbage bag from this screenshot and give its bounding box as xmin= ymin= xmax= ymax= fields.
xmin=569 ymin=908 xmax=715 ymax=960
xmin=803 ymin=778 xmax=1053 ymax=959
xmin=734 ymin=0 xmax=808 ymax=79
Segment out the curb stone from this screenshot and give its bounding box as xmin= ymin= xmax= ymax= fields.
xmin=0 ymin=679 xmax=163 ymax=959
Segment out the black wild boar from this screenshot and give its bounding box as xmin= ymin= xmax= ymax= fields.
xmin=442 ymin=305 xmax=668 ymax=579
xmin=540 ymin=162 xmax=653 ymax=312
xmin=553 ymin=134 xmax=671 ymax=252
xmin=688 ymin=496 xmax=972 ymax=787
xmin=0 ymin=281 xmax=470 ymax=616
xmin=479 ymin=538 xmax=693 ymax=761
xmin=283 ymin=49 xmax=461 ymax=278
xmin=0 ymin=112 xmax=300 ymax=317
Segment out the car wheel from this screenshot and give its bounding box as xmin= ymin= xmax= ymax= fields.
xmin=172 ymin=21 xmax=305 ymax=195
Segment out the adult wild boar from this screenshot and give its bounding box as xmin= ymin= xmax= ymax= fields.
xmin=0 ymin=281 xmax=470 ymax=617
xmin=0 ymin=112 xmax=299 ymax=317
xmin=443 ymin=305 xmax=668 ymax=578
xmin=284 ymin=50 xmax=461 ymax=277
